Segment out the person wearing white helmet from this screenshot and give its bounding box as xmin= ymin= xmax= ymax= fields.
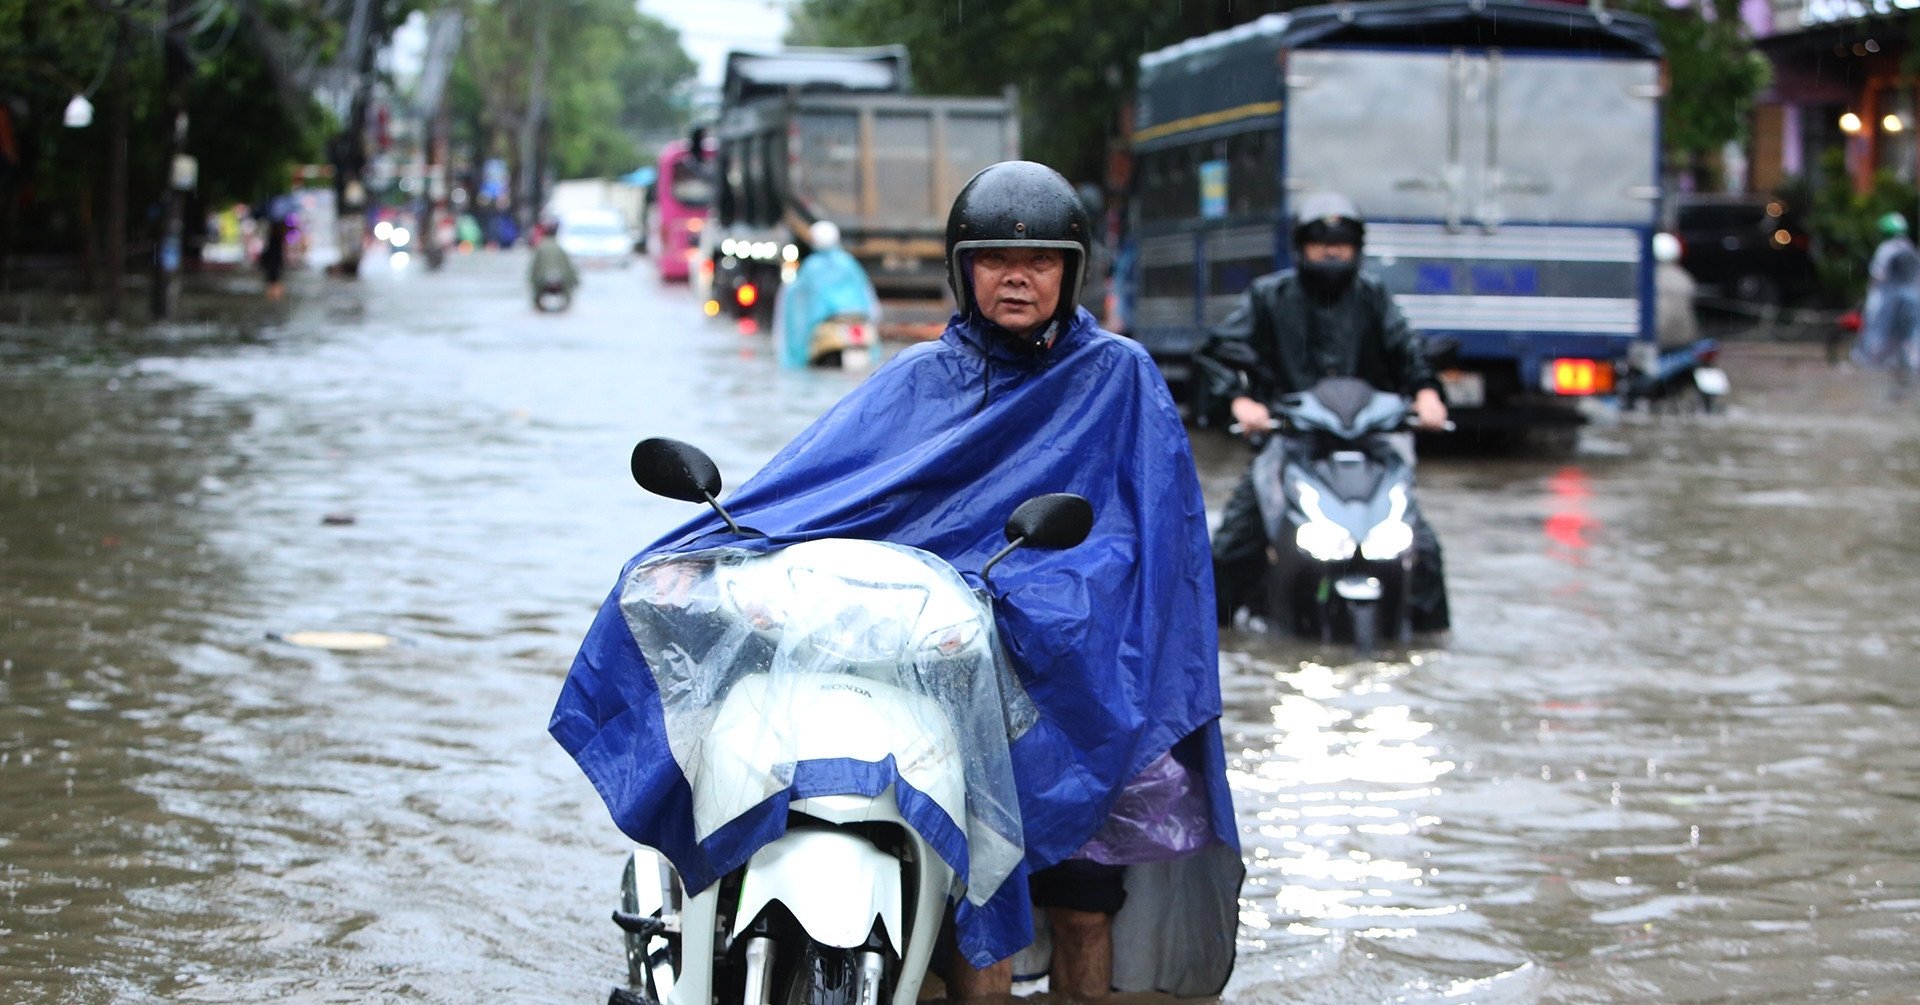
xmin=775 ymin=218 xmax=882 ymax=368
xmin=1651 ymin=232 xmax=1699 ymax=351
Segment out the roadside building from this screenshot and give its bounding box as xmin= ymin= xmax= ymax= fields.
xmin=1749 ymin=0 xmax=1920 ymax=193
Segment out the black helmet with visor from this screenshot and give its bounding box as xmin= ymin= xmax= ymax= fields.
xmin=945 ymin=161 xmax=1090 ymax=350
xmin=1290 ymin=191 xmax=1365 ymax=250
xmin=1289 ymin=191 xmax=1366 ymax=298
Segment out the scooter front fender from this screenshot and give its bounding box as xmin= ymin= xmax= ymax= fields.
xmin=732 ymin=826 xmax=904 ymax=952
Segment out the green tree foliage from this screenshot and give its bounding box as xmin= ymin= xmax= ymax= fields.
xmin=786 ymin=0 xmax=1290 ymax=184
xmin=1779 ymin=148 xmax=1915 ymax=304
xmin=451 ymin=0 xmax=696 ymax=182
xmin=1619 ymin=0 xmax=1771 ymax=167
xmin=0 ymin=0 xmax=367 ymax=262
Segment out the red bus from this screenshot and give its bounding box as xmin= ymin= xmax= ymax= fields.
xmin=652 ymin=139 xmax=713 ymax=282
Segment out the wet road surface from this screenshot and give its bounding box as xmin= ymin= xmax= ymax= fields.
xmin=4 ymin=251 xmax=1919 ymax=1002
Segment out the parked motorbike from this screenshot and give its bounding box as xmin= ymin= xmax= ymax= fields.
xmin=535 ymin=280 xmax=573 ymax=313
xmin=807 ymin=314 xmax=879 ymax=371
xmin=1244 ymin=377 xmax=1442 ymax=653
xmin=607 ymin=437 xmax=1093 ymax=1005
xmin=1622 ymin=338 xmax=1729 ymax=412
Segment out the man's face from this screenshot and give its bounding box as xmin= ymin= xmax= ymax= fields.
xmin=1301 ymin=241 xmax=1357 ymax=264
xmin=970 ymin=247 xmax=1064 ymax=335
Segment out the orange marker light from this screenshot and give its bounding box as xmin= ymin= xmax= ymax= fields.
xmin=736 ymin=283 xmax=758 ymax=308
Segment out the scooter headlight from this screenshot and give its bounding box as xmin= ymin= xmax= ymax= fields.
xmin=1359 ymin=484 xmax=1414 ymax=560
xmin=1295 ymin=482 xmax=1357 ymax=562
xmin=916 ymin=618 xmax=985 ymax=664
xmin=806 ymin=606 xmax=914 ymax=664
xmin=723 ymin=570 xmax=787 ymax=633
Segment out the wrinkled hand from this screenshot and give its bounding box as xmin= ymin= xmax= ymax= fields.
xmin=1230 ymin=396 xmax=1273 ymax=433
xmin=1413 ymin=387 xmax=1450 ymax=430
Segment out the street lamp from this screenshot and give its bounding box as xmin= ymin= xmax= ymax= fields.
xmin=1840 ymin=111 xmax=1864 ymax=134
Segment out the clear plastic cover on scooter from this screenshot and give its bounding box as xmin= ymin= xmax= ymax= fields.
xmin=616 ymin=539 xmax=1027 ymax=908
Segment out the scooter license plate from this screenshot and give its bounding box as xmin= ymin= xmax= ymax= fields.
xmin=1439 ymin=370 xmax=1484 ymax=408
xmin=1693 ymin=366 xmax=1731 ymax=396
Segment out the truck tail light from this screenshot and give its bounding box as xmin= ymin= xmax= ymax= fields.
xmin=1545 ymin=358 xmax=1614 ymax=396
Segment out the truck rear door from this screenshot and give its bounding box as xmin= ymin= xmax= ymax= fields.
xmin=792 ymin=97 xmax=1014 ymax=292
xmin=1283 ymin=47 xmax=1658 ymax=406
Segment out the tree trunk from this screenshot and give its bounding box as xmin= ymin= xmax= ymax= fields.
xmin=516 ymin=2 xmax=551 ymax=237
xmin=151 ymin=0 xmax=192 ymax=321
xmin=331 ymin=0 xmax=379 ymax=278
xmin=103 ymin=7 xmax=132 ymax=324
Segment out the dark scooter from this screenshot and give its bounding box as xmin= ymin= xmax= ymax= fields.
xmin=534 ymin=280 xmax=573 ymax=313
xmin=1623 ymin=338 xmax=1729 ymax=412
xmin=1244 ymin=376 xmax=1444 ymax=653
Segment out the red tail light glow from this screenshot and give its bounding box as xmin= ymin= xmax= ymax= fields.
xmin=736 ymin=283 xmax=758 ymax=308
xmin=1547 ymin=358 xmax=1614 ymax=396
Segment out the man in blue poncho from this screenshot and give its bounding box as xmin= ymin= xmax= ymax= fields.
xmin=551 ymin=161 xmax=1240 ymax=1000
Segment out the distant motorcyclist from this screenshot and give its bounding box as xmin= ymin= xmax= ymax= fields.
xmin=1652 ymin=232 xmax=1699 ymax=351
xmin=1854 ymin=211 xmax=1920 ymax=393
xmin=1196 ymin=191 xmax=1450 ymax=630
xmin=528 ymin=218 xmax=578 ymax=310
xmin=775 ymin=220 xmax=881 ymax=368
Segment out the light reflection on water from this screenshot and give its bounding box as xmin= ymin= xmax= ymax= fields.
xmin=1221 ymin=647 xmax=1506 ymax=1001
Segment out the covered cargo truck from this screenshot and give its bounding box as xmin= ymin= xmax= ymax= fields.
xmin=705 ymin=46 xmax=1019 ymax=316
xmin=1125 ymin=0 xmax=1663 ymax=430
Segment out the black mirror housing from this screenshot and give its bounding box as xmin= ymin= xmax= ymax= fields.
xmin=1005 ymin=493 xmax=1094 ymax=551
xmin=631 ymin=438 xmax=723 ymax=503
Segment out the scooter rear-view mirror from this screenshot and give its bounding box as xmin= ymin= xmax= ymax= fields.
xmin=981 ymin=493 xmax=1094 ymax=585
xmin=1005 ymin=493 xmax=1094 ymax=551
xmin=631 ymin=437 xmax=723 ymax=502
xmin=631 ymin=437 xmax=747 ymax=535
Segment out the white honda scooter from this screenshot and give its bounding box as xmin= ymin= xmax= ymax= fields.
xmin=606 ymin=438 xmax=1091 ymax=1005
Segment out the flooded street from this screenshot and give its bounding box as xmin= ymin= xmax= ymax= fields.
xmin=5 ymin=252 xmax=1920 ymax=1002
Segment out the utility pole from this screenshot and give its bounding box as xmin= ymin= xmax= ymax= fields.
xmin=150 ymin=0 xmax=192 ymax=321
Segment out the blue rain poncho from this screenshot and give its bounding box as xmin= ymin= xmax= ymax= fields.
xmin=1857 ymin=235 xmax=1920 ymax=371
xmin=550 ymin=307 xmax=1239 ymax=983
xmin=776 ymin=246 xmax=881 ymax=369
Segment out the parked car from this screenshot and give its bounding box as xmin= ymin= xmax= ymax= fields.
xmin=554 ymin=207 xmax=634 ymax=267
xmin=1673 ymin=194 xmax=1815 ymax=307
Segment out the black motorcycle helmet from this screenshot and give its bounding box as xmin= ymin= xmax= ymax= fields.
xmin=1290 ymin=191 xmax=1365 ymax=298
xmin=945 ymin=161 xmax=1090 ymax=350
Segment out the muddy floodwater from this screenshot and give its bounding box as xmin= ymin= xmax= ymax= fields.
xmin=5 ymin=253 xmax=1919 ymax=1003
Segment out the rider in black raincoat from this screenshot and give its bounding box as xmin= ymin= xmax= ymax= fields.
xmin=1195 ymin=192 xmax=1452 ymax=631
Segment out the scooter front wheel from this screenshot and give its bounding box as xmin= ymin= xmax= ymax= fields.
xmin=1348 ymin=602 xmax=1379 ymax=656
xmin=777 ymin=939 xmax=872 ymax=1005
